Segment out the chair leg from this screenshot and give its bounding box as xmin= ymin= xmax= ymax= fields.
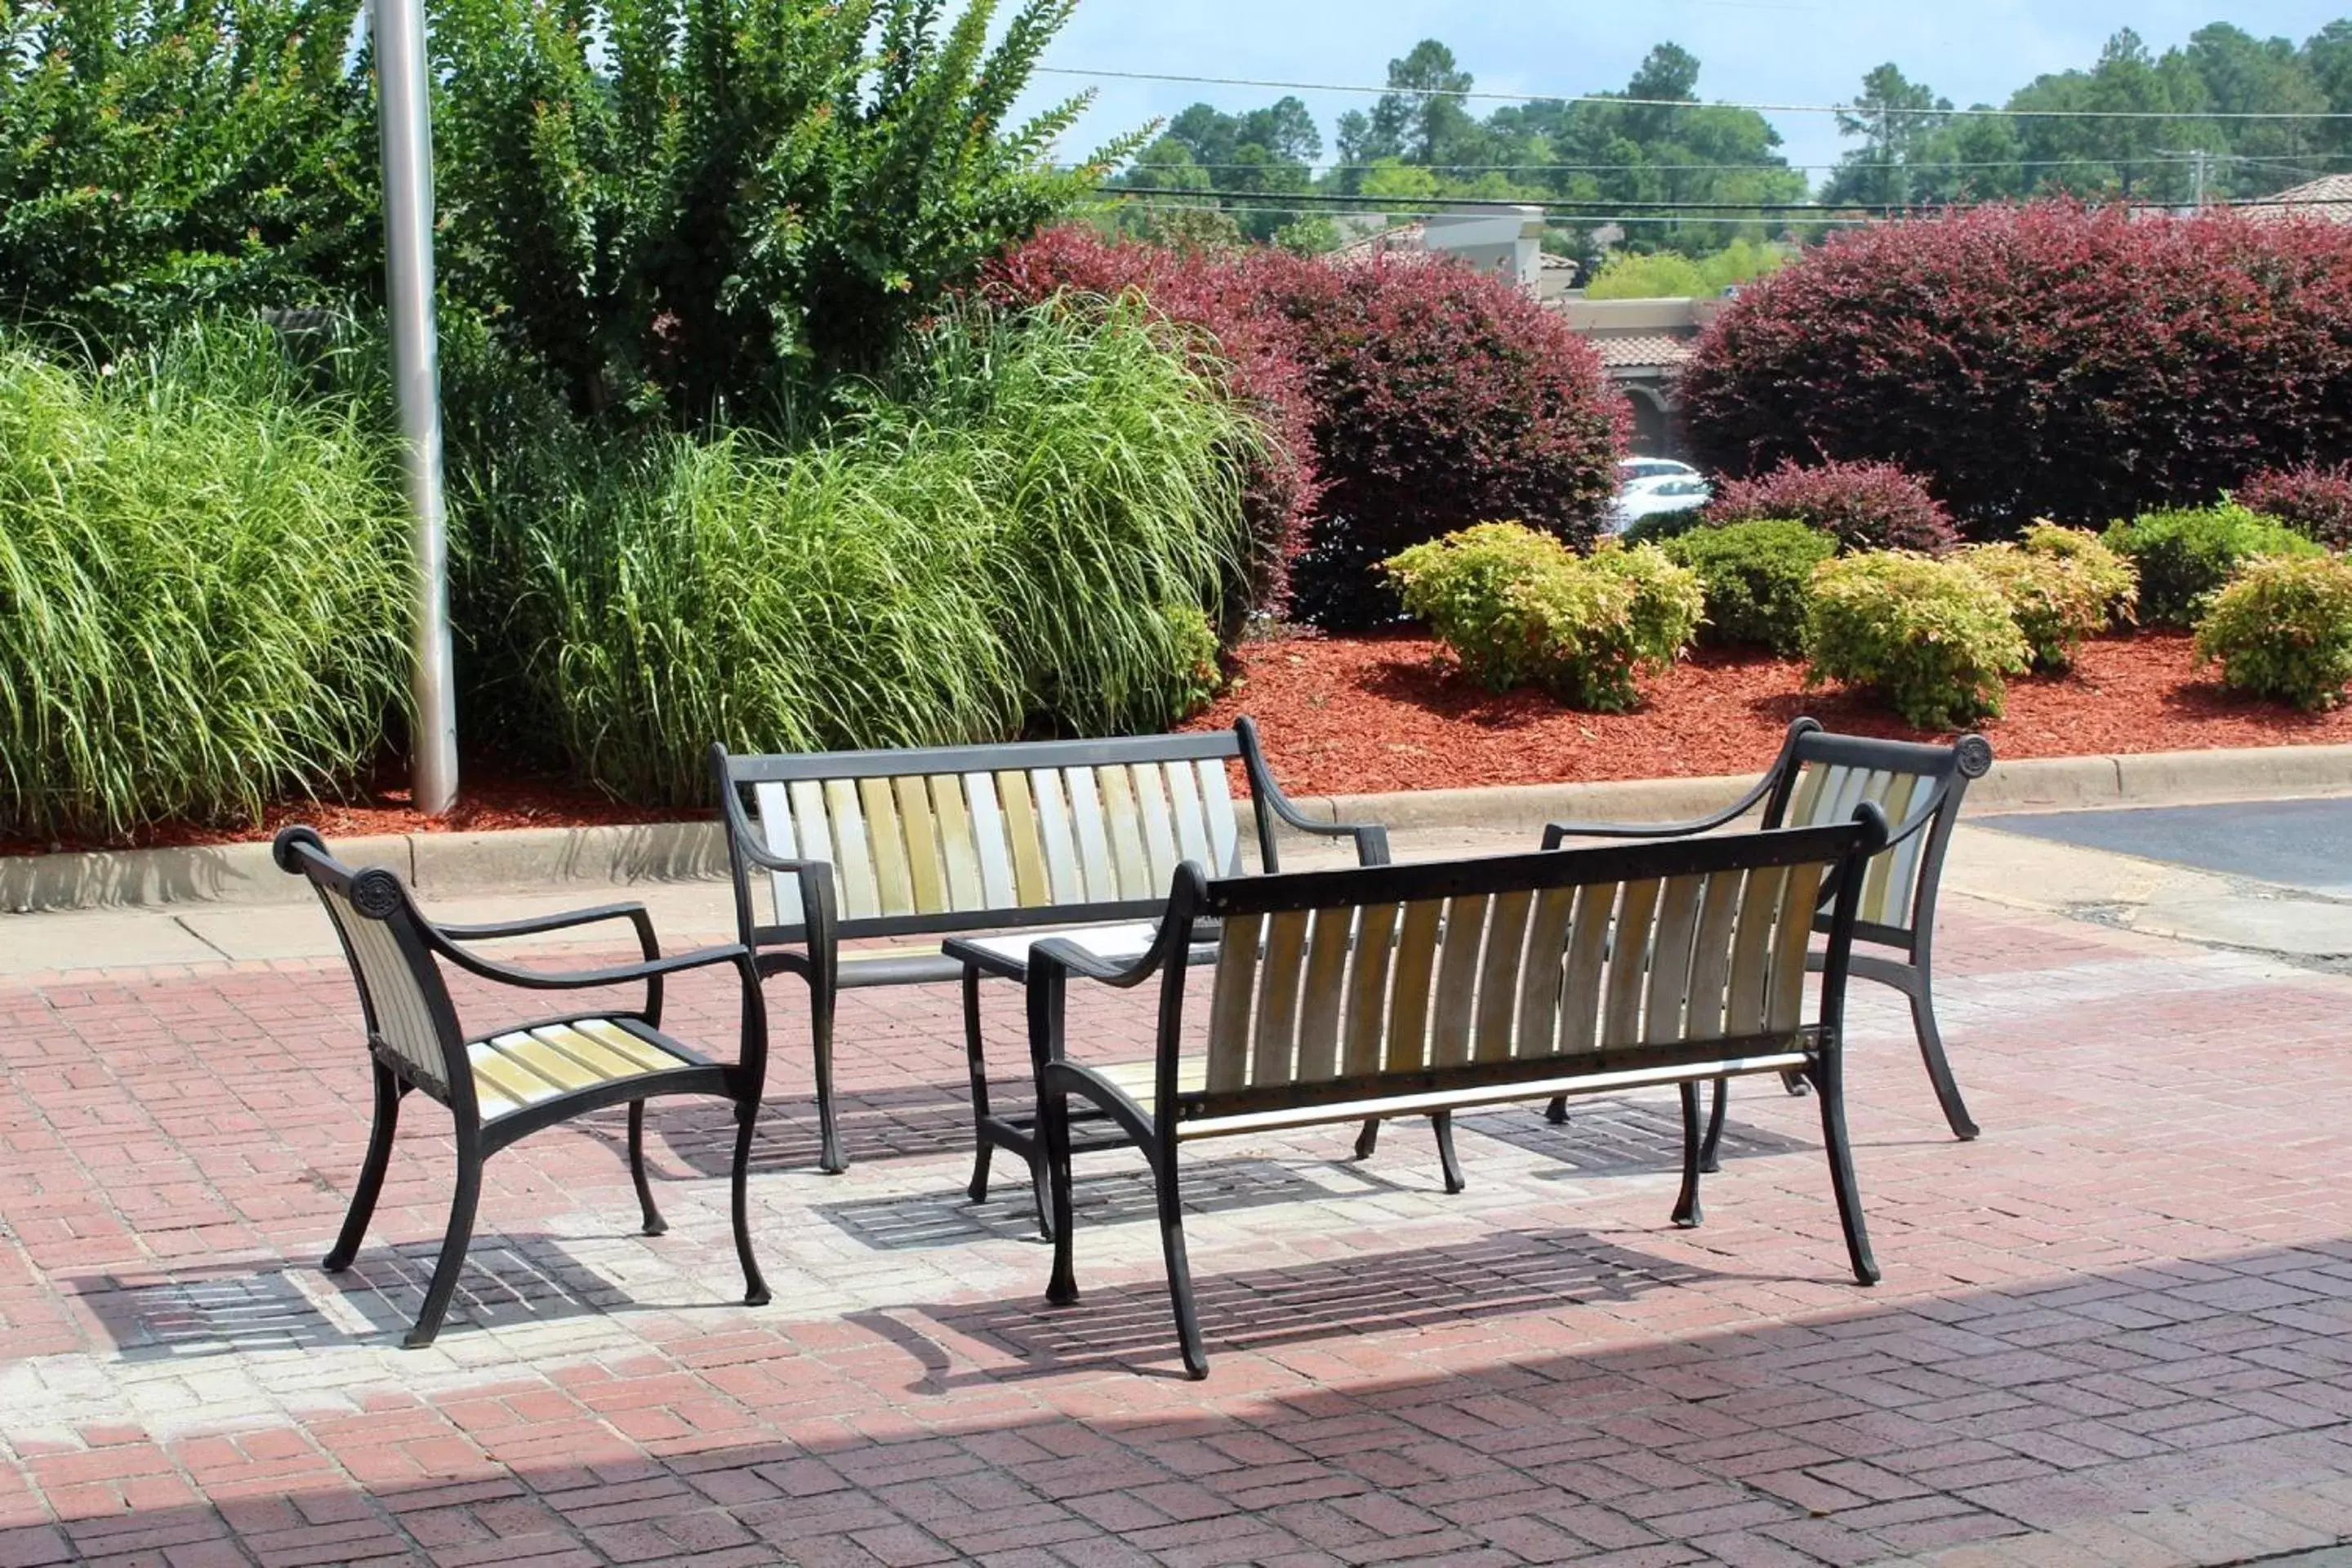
xmin=1043 ymin=1082 xmax=1080 ymax=1307
xmin=627 ymin=1100 xmax=666 ymax=1236
xmin=809 ymin=982 xmax=846 ymax=1175
xmin=961 ymin=967 xmax=995 ymax=1206
xmin=731 ymin=1101 xmax=771 ymax=1307
xmin=1699 ymin=1076 xmax=1728 ymax=1174
xmin=1672 ymin=1080 xmax=1705 ymax=1229
xmin=1354 ymin=1118 xmax=1379 ymax=1159
xmin=1544 ymin=1095 xmax=1569 ymax=1125
xmin=325 ymin=1065 xmax=400 ymax=1273
xmin=1908 ymin=968 xmax=1980 ymax=1142
xmin=1152 ymin=1148 xmax=1209 ymax=1380
xmin=1432 ymin=1111 xmax=1466 ymax=1194
xmin=1814 ymin=1049 xmax=1880 ymax=1286
xmin=404 ymin=1146 xmax=482 ymax=1349
xmin=1780 ymin=1069 xmax=1811 ymax=1098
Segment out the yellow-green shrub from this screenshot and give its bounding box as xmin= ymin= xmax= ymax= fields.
xmin=1384 ymin=523 xmax=1701 ymax=711
xmin=1804 ymin=552 xmax=2029 ymax=728
xmin=1962 ymin=527 xmax=2131 ymax=671
xmin=2193 ymin=555 xmax=2352 ymax=710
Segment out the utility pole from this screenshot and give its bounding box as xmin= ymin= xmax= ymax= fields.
xmin=373 ymin=0 xmax=458 ymax=815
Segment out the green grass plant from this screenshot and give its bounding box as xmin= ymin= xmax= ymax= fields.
xmin=0 ymin=319 xmax=407 ymax=840
xmin=506 ymin=300 xmax=1256 ymax=804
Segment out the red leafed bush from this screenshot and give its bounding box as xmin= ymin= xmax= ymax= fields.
xmin=1680 ymin=201 xmax=2352 ymax=529
xmin=980 ymin=228 xmax=1318 ymax=624
xmin=2238 ymin=464 xmax=2352 ymax=550
xmin=1703 ymin=460 xmax=1960 ymax=554
xmin=1247 ymin=251 xmax=1624 ymax=628
xmin=984 ymin=231 xmax=1625 ymax=630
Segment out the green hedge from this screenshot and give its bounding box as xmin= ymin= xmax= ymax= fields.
xmin=0 ymin=322 xmax=408 ymax=840
xmin=2103 ymin=505 xmax=2320 ymax=628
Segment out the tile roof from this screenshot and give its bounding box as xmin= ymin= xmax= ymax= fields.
xmin=2249 ymin=173 xmax=2352 ymax=220
xmin=1588 ymin=333 xmax=1696 ymax=369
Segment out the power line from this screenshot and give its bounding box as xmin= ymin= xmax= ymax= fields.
xmin=1110 ymin=185 xmax=1910 ymax=212
xmin=1040 ymin=65 xmax=2352 ymax=122
xmin=1071 ymin=150 xmax=2352 ymax=175
xmin=1103 ymin=200 xmax=1869 ymax=226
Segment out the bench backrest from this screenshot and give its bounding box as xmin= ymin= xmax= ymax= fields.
xmin=716 ymin=728 xmax=1274 ymax=942
xmin=1154 ymin=814 xmax=1884 ymax=1121
xmin=1762 ymin=724 xmax=1990 ymax=940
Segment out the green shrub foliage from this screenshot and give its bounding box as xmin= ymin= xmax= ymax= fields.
xmin=1661 ymin=519 xmax=1835 ymax=656
xmin=1959 ymin=540 xmax=2116 ymax=672
xmin=1383 ymin=523 xmax=1701 ymax=712
xmin=505 ymin=302 xmax=1254 ymax=804
xmin=2102 ymin=505 xmax=2321 ymax=629
xmin=431 ymin=0 xmax=1133 ymax=420
xmin=0 ymin=0 xmax=377 ymax=350
xmin=2194 ymin=555 xmax=2352 ymax=710
xmin=2020 ymin=522 xmax=2138 ymax=626
xmin=0 ymin=323 xmax=408 ymax=840
xmin=1804 ymin=552 xmax=2029 ymax=729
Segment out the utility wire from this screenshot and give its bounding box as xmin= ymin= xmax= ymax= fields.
xmin=1104 ymin=185 xmax=2334 ymax=213
xmin=1104 ymin=200 xmax=1870 ymax=226
xmin=1065 ymin=151 xmax=2352 ymax=175
xmin=1039 ymin=65 xmax=2352 ymax=121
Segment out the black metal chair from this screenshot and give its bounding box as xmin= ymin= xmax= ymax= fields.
xmin=1543 ymin=719 xmax=1993 ymax=1155
xmin=274 ymin=826 xmax=772 ymax=1348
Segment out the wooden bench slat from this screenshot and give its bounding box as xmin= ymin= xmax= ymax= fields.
xmin=931 ymin=774 xmax=985 ymax=911
xmin=1559 ymin=883 xmax=1610 ymax=1057
xmin=1643 ymin=873 xmax=1708 ymax=1046
xmin=1726 ymin=866 xmax=1784 ymax=1036
xmin=1062 ymin=766 xmax=1119 ymax=902
xmin=753 ymin=782 xmax=804 ymax=926
xmin=964 ymin=772 xmax=1018 ymax=908
xmin=859 ymin=777 xmax=916 ymax=918
xmin=1135 ymin=764 xmax=1182 ymax=893
xmin=1252 ymin=909 xmax=1312 ymax=1086
xmin=1165 ymin=761 xmax=1213 ymax=871
xmin=1684 ymin=869 xmax=1746 ymax=1040
xmin=1384 ymin=898 xmax=1445 ymax=1071
xmin=1514 ymin=884 xmax=1578 ymax=1058
xmin=826 ymin=779 xmax=880 ymax=920
xmin=1196 ymin=760 xmax=1242 ymax=876
xmin=1030 ymin=768 xmax=1086 ymax=906
xmin=895 ymin=775 xmax=949 ymax=916
xmin=1863 ymin=771 xmax=1924 ymax=929
xmin=1343 ymin=900 xmax=1401 ymax=1075
xmin=1206 ymin=911 xmax=1263 ymax=1093
xmin=1098 ymin=765 xmax=1153 ymax=901
xmin=1601 ymin=878 xmax=1659 ymax=1049
xmin=1293 ymin=905 xmax=1355 ymax=1082
xmin=997 ymin=770 xmax=1052 ymax=907
xmin=1429 ymin=893 xmax=1487 ymax=1068
xmin=1472 ymin=889 xmax=1533 ymax=1062
xmin=1768 ymin=862 xmax=1825 ymax=1032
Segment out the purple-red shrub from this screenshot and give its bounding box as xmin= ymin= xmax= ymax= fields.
xmin=1680 ymin=201 xmax=2352 ymax=528
xmin=984 ymin=232 xmax=1625 ymax=630
xmin=2239 ymin=464 xmax=2352 ymax=550
xmin=1703 ymin=460 xmax=1960 ymax=554
xmin=1246 ymin=251 xmax=1624 ymax=628
xmin=981 ymin=228 xmax=1318 ymax=623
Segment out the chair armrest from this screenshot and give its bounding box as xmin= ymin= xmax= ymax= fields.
xmin=430 ymin=938 xmax=756 ymax=997
xmin=1251 ymin=773 xmax=1394 ymax=866
xmin=436 ymin=902 xmax=660 ymax=962
xmin=1027 ymin=934 xmax=1174 ymax=990
xmin=1541 ymin=772 xmax=1778 ymax=849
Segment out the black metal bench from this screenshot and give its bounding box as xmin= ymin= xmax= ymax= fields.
xmin=1018 ymin=809 xmax=1893 ymax=1378
xmin=710 ymin=719 xmax=1388 ymax=1207
xmin=1544 ymin=719 xmax=1992 ymax=1156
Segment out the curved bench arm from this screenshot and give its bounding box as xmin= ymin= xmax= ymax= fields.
xmin=1542 ymin=769 xmax=1780 ymax=849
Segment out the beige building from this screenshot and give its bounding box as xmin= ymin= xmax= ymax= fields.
xmin=1553 ymin=297 xmax=1723 ymax=457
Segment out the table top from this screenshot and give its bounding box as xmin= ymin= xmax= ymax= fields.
xmin=942 ymin=920 xmax=1166 ymax=982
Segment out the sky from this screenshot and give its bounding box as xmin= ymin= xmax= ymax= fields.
xmin=1015 ymin=1 xmax=2352 ymax=180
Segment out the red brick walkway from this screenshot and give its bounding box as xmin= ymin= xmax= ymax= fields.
xmin=2 ymin=899 xmax=2350 ymax=1566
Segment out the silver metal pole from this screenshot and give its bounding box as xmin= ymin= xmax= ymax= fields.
xmin=374 ymin=0 xmax=457 ymax=814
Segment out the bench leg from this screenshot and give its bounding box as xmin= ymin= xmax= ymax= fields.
xmin=1672 ymin=1081 xmax=1705 ymax=1228
xmin=326 ymin=1064 xmax=401 ymax=1273
xmin=1815 ymin=1048 xmax=1880 ymax=1286
xmin=1152 ymin=1149 xmax=1209 ymax=1380
xmin=1353 ymin=1118 xmax=1379 ymax=1159
xmin=404 ymin=1144 xmax=482 ymax=1349
xmin=809 ymin=982 xmax=846 ymax=1176
xmin=627 ymin=1100 xmax=666 ymax=1236
xmin=1699 ymin=1077 xmax=1728 ymax=1174
xmin=962 ymin=969 xmax=995 ymax=1205
xmin=1042 ymin=1087 xmax=1079 ymax=1307
xmin=1907 ymin=962 xmax=1980 ymax=1142
xmin=1544 ymin=1095 xmax=1569 ymax=1125
xmin=1432 ymin=1111 xmax=1465 ymax=1194
xmin=732 ymin=1099 xmax=771 ymax=1306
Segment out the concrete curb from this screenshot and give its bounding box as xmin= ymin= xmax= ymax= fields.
xmin=7 ymin=742 xmax=2351 ymax=915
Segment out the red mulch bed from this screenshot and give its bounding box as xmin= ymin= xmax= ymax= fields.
xmin=10 ymin=629 xmax=2346 ymax=856
xmin=0 ymin=763 xmax=699 ymax=858
xmin=1185 ymin=629 xmax=2352 ymax=797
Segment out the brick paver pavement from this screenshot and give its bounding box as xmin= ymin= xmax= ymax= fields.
xmin=3 ymin=894 xmax=2351 ymax=1566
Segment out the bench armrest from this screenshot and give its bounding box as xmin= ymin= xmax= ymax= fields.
xmin=1541 ymin=771 xmax=1778 ymax=849
xmin=1027 ymin=933 xmax=1174 ymax=989
xmin=427 ymin=929 xmax=757 ymax=1032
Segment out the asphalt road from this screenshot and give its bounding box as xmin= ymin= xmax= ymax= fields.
xmin=1980 ymin=795 xmax=2352 ymax=893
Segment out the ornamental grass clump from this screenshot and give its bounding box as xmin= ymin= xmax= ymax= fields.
xmin=1960 ymin=526 xmax=2134 ymax=672
xmin=1804 ymin=552 xmax=2029 ymax=729
xmin=2194 ymin=555 xmax=2352 ymax=710
xmin=2102 ymin=504 xmax=2322 ymax=628
xmin=1661 ymin=519 xmax=1836 ymax=656
xmin=0 ymin=321 xmax=408 ymax=841
xmin=510 ymin=301 xmax=1255 ymax=804
xmin=1383 ymin=523 xmax=1700 ymax=712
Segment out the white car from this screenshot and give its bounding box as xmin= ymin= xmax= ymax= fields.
xmin=1607 ymin=474 xmax=1712 ymax=533
xmin=1616 ymin=457 xmax=1700 ymax=485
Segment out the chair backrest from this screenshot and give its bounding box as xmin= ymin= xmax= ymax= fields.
xmin=1762 ymin=724 xmax=1992 ymax=939
xmin=715 ymin=728 xmax=1263 ymax=941
xmin=1162 ymin=815 xmax=1884 ymax=1120
xmin=274 ymin=828 xmax=466 ymax=1104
